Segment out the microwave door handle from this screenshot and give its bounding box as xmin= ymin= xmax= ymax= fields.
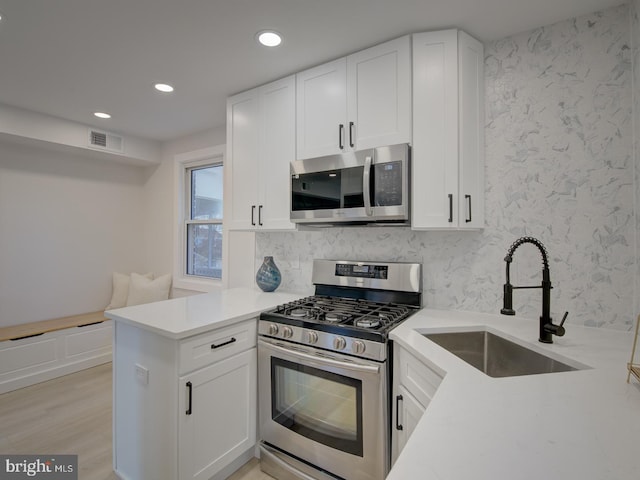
xmin=363 ymin=155 xmax=373 ymax=216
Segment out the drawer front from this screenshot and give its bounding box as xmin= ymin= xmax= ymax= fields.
xmin=396 ymin=347 xmax=443 ymax=407
xmin=65 ymin=322 xmax=112 ymax=358
xmin=179 ymin=320 xmax=257 ymax=375
xmin=0 ymin=336 xmax=58 ymax=376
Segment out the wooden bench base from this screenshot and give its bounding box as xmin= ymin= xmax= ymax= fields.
xmin=0 ymin=312 xmax=112 ymax=394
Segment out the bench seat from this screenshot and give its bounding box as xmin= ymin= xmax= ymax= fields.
xmin=0 ymin=312 xmax=112 ymax=394
xmin=0 ymin=311 xmax=107 ymax=342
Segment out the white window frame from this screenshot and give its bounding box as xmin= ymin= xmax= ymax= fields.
xmin=173 ymin=145 xmax=226 ymax=292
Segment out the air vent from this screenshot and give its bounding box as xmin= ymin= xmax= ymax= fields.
xmin=90 ymin=131 xmax=107 ymax=147
xmin=88 ymin=129 xmax=124 ymax=153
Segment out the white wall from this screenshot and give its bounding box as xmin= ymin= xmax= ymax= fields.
xmin=0 ymin=140 xmax=148 ymax=326
xmin=142 ymin=127 xmax=227 ymax=291
xmin=256 ymin=3 xmax=636 ymax=330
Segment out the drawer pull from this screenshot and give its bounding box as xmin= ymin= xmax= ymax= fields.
xmin=211 ymin=337 xmax=237 ymax=350
xmin=186 ymin=381 xmax=193 ymax=415
xmin=396 ymin=394 xmax=404 ymax=431
xmin=10 ymin=332 xmax=45 ymax=341
xmin=77 ymin=320 xmax=104 ymax=328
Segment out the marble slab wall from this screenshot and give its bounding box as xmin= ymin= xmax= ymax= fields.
xmin=633 ymin=0 xmax=640 ymax=322
xmin=256 ymin=3 xmax=635 ymax=330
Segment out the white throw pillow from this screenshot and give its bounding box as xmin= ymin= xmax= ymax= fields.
xmin=126 ymin=273 xmax=172 ymax=307
xmin=106 ymin=272 xmax=153 ymax=310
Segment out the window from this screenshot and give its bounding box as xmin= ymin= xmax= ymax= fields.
xmin=186 ymin=163 xmax=223 ymax=279
xmin=174 ymin=145 xmax=226 ymax=291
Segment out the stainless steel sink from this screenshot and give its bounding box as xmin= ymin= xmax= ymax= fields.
xmin=423 ymin=330 xmax=580 ymax=378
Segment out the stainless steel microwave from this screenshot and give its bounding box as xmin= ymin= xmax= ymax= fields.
xmin=290 ymin=143 xmax=410 ymax=225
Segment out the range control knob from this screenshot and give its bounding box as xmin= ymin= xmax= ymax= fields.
xmin=268 ymin=324 xmax=279 ymax=336
xmin=333 ymin=336 xmax=347 ymax=350
xmin=306 ymin=331 xmax=319 ymax=344
xmin=353 ymin=340 xmax=366 ymax=355
xmin=282 ymin=326 xmax=294 ymax=339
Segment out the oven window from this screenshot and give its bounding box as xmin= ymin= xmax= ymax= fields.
xmin=271 ymin=357 xmax=363 ymax=457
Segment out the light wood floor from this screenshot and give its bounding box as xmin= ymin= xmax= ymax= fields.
xmin=0 ymin=363 xmax=272 ymax=480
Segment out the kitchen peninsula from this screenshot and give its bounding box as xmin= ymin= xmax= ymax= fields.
xmin=389 ymin=309 xmax=640 ymax=480
xmin=105 ymin=288 xmax=301 ymax=480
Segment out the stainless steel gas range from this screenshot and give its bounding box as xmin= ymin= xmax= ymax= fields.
xmin=258 ymin=259 xmax=422 ymax=480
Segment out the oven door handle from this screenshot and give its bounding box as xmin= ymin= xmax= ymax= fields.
xmin=259 ymin=339 xmax=380 ymax=374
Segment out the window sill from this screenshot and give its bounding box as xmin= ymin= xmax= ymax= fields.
xmin=173 ymin=276 xmax=224 ymax=293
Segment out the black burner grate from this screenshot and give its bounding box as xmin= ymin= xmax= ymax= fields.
xmin=273 ymin=295 xmax=414 ymax=333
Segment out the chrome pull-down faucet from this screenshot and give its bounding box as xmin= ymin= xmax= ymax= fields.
xmin=500 ymin=236 xmax=568 ymax=343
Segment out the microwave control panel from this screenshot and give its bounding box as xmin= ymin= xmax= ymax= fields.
xmin=373 ymin=161 xmax=402 ymax=206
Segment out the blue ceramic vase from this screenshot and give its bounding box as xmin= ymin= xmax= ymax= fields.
xmin=256 ymin=256 xmax=281 ymax=292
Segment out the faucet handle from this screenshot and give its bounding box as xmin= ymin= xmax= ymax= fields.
xmin=559 ymin=311 xmax=568 ymax=327
xmin=546 ymin=311 xmax=568 ymax=337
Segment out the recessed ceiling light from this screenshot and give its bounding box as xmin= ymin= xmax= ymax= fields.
xmin=257 ymin=30 xmax=282 ymax=47
xmin=155 ymin=83 xmax=175 ymax=93
xmin=94 ymin=112 xmax=111 ymax=119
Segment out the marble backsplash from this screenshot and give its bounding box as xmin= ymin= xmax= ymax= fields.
xmin=256 ymin=3 xmax=635 ymax=330
xmin=633 ymin=0 xmax=640 ymax=321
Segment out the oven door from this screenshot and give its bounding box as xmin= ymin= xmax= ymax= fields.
xmin=258 ymin=337 xmax=388 ymax=480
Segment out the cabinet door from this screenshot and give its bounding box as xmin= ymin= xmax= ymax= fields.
xmin=458 ymin=31 xmax=485 ymax=229
xmin=178 ymin=349 xmax=257 ymax=480
xmin=411 ymin=30 xmax=460 ymax=229
xmin=296 ymin=58 xmax=347 ymax=159
xmin=347 ymin=36 xmax=411 ymax=151
xmin=391 ymin=384 xmax=426 ymax=465
xmin=227 ymin=90 xmax=259 ymax=230
xmin=259 ymin=76 xmax=296 ymax=230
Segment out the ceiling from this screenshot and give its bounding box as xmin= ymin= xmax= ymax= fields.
xmin=0 ymin=0 xmax=626 ymax=142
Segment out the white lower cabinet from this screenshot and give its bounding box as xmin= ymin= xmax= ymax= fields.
xmin=113 ymin=319 xmax=258 ymax=480
xmin=393 ymin=384 xmax=427 ymax=460
xmin=391 ymin=345 xmax=444 ymax=464
xmin=178 ymin=349 xmax=257 ymax=480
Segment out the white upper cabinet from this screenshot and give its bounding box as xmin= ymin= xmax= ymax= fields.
xmin=226 ymin=76 xmax=296 ymax=231
xmin=258 ymin=77 xmax=297 ymax=230
xmin=411 ymin=30 xmax=485 ymax=230
xmin=227 ymin=89 xmax=259 ymax=231
xmin=296 ymin=59 xmax=348 ymax=159
xmin=296 ymin=36 xmax=411 ymax=159
xmin=347 ymin=36 xmax=412 ymax=151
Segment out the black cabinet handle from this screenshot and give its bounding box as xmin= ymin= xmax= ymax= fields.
xmin=258 ymin=205 xmax=263 ymax=226
xmin=395 ymin=395 xmax=403 ymax=430
xmin=186 ymin=381 xmax=193 ymax=415
xmin=251 ymin=205 xmax=256 ymax=226
xmin=211 ymin=337 xmax=237 ymax=350
xmin=465 ymin=194 xmax=472 ymax=223
xmin=448 ymin=194 xmax=453 ymax=223
xmin=338 ymin=124 xmax=344 ymax=150
xmin=349 ymin=121 xmax=355 ymax=148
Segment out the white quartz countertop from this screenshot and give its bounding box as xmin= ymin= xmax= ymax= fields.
xmin=104 ymin=287 xmax=302 ymax=339
xmin=387 ymin=309 xmax=640 ymax=480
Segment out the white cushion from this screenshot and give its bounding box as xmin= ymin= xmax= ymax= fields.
xmin=106 ymin=272 xmax=153 ymax=310
xmin=126 ymin=273 xmax=172 ymax=307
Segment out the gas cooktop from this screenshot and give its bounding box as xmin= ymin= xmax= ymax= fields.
xmin=271 ymin=295 xmax=415 ymax=330
xmin=260 ymin=295 xmax=419 ymax=343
